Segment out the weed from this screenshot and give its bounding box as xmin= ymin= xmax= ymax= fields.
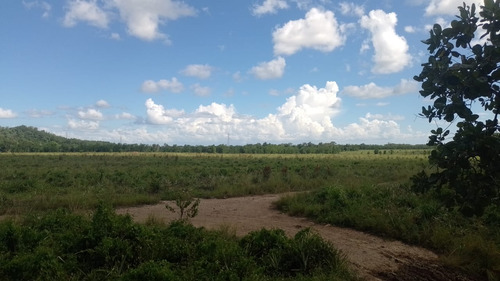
xmin=165 ymin=190 xmax=200 ymax=221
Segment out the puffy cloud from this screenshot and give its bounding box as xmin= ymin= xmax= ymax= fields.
xmin=0 ymin=108 xmax=17 ymax=118
xmin=141 ymin=78 xmax=184 ymax=93
xmin=190 ymin=83 xmax=212 ymax=97
xmin=63 ymin=0 xmax=109 ymax=28
xmin=145 ymin=98 xmax=185 ymax=124
xmin=78 ymin=108 xmax=103 ymax=120
xmin=342 ymin=79 xmax=419 ymax=99
xmin=360 ymin=10 xmax=411 ymax=74
xmin=68 ymin=119 xmax=99 ymax=130
xmin=250 ymin=57 xmax=286 ymax=80
xmin=339 ymin=2 xmax=364 ymax=17
xmin=342 ymin=117 xmax=402 ymax=140
xmin=252 ymin=0 xmax=289 ymax=16
xmin=61 ymin=81 xmax=424 ymax=144
xmin=272 ymin=81 xmax=342 ymax=138
xmin=110 ymin=0 xmax=196 ymax=41
xmin=273 ymin=8 xmax=346 ymax=55
xmin=425 ymin=0 xmax=482 ymax=16
xmin=139 ymin=82 xmax=342 ymax=142
xmin=181 ymin=64 xmax=213 ymax=79
xmin=96 ymin=99 xmax=110 ymax=108
xmin=62 ymin=0 xmax=196 ymax=41
xmin=195 ymin=103 xmax=236 ymax=123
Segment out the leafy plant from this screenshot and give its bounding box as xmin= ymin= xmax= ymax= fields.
xmin=165 ymin=189 xmax=200 ymax=220
xmin=0 ymin=207 xmax=358 ymax=281
xmin=413 ymin=0 xmax=500 ymax=216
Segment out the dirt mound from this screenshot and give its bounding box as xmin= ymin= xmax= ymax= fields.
xmin=117 ymin=194 xmax=480 ymax=281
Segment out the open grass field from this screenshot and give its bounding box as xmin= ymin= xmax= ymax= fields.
xmin=0 ymin=150 xmax=430 ymax=216
xmin=1 ymin=150 xmax=498 ymax=280
xmin=0 ymin=150 xmax=431 ymax=281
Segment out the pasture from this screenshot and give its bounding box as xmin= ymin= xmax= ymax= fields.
xmin=0 ymin=150 xmax=429 ymax=216
xmin=0 ymin=150 xmax=498 ymax=280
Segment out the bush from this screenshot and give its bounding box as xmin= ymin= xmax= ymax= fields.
xmin=241 ymin=228 xmax=351 ymax=277
xmin=0 ymin=207 xmax=358 ymax=281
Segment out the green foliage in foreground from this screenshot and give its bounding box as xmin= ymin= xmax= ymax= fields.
xmin=275 ymin=186 xmax=500 ymax=280
xmin=0 ymin=205 xmax=357 ymax=281
xmin=413 ymin=1 xmax=500 ymax=216
xmin=0 ymin=152 xmax=428 ymax=215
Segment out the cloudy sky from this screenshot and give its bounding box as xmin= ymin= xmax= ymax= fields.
xmin=0 ymin=0 xmax=482 ymax=145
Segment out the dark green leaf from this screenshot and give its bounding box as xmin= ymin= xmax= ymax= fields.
xmin=433 ymin=24 xmax=442 ymax=36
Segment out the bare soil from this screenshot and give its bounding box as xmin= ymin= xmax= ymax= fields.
xmin=117 ymin=194 xmax=480 ymax=281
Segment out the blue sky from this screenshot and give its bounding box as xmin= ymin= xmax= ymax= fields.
xmin=0 ymin=0 xmax=483 ymax=145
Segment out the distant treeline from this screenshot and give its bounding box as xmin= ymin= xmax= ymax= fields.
xmin=0 ymin=126 xmax=429 ymax=153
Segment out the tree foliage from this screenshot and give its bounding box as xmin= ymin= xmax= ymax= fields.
xmin=0 ymin=125 xmax=428 ymax=153
xmin=413 ymin=0 xmax=500 ymax=215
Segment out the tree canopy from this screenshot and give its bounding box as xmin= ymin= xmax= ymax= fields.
xmin=413 ymin=0 xmax=500 ymax=215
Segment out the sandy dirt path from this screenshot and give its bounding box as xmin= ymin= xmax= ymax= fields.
xmin=117 ymin=194 xmax=478 ymax=281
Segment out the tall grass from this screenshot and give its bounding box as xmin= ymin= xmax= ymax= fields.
xmin=0 ymin=152 xmax=428 ymax=215
xmin=274 ymin=185 xmax=500 ymax=280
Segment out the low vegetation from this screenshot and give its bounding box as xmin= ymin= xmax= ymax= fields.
xmin=0 ymin=151 xmax=429 ymax=215
xmin=275 ymin=185 xmax=500 ymax=280
xmin=0 ymin=204 xmax=357 ymax=281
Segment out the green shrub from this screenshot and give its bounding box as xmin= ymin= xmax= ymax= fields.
xmin=241 ymin=228 xmax=351 ymax=278
xmin=122 ymin=261 xmax=177 ymax=281
xmin=276 ymin=185 xmax=500 ymax=280
xmin=0 ymin=207 xmax=358 ymax=281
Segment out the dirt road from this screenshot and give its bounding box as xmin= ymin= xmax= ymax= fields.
xmin=117 ymin=194 xmax=478 ymax=281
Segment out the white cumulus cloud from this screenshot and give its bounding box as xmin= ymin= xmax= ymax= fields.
xmin=272 ymin=81 xmax=342 ymax=138
xmin=0 ymin=108 xmax=17 ymax=118
xmin=425 ymin=0 xmax=482 ymax=16
xmin=62 ymin=80 xmax=424 ymax=144
xmin=181 ymin=64 xmax=213 ymax=79
xmin=273 ymin=8 xmax=346 ymax=55
xmin=342 ymin=117 xmax=402 ymax=140
xmin=68 ymin=119 xmax=100 ymax=130
xmin=96 ymin=99 xmax=110 ymax=108
xmin=195 ymin=103 xmax=236 ymax=123
xmin=63 ymin=0 xmax=109 ymax=28
xmin=252 ymin=0 xmax=289 ymax=16
xmin=141 ymin=78 xmax=184 ymax=93
xmin=250 ymin=57 xmax=286 ymax=80
xmin=78 ymin=108 xmax=103 ymax=120
xmin=110 ymin=0 xmax=196 ymax=41
xmin=145 ymin=98 xmax=185 ymax=124
xmin=360 ymin=10 xmax=412 ymax=74
xmin=342 ymin=79 xmax=419 ymax=99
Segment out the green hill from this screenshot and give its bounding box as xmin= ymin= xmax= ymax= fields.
xmin=0 ymin=125 xmax=429 ymax=153
xmin=0 ymin=126 xmax=119 ymax=152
